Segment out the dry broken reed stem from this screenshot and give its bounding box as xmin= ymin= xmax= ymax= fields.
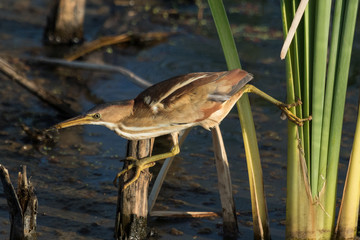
xmin=280 ymin=0 xmax=309 ymax=59
xmin=64 ymin=32 xmax=174 ymax=61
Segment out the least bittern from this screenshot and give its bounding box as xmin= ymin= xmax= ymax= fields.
xmin=53 ymin=69 xmax=309 ymax=189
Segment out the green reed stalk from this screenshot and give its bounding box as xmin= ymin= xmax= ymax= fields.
xmin=302 ymin=3 xmax=311 ymax=170
xmin=282 ymin=0 xmax=359 ymax=237
xmin=281 ymin=1 xmax=309 ymax=237
xmin=310 ymin=0 xmax=332 ymax=196
xmin=336 ymin=102 xmax=360 ymax=238
xmin=317 ymin=0 xmax=344 ymax=196
xmin=324 ymin=0 xmax=359 ymax=231
xmin=208 ymin=0 xmax=270 ymax=238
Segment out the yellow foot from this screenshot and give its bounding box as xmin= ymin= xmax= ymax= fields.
xmin=113 ymin=157 xmax=155 ymax=190
xmin=279 ymin=99 xmax=312 ymax=126
xmin=113 ymin=143 xmax=180 ymax=190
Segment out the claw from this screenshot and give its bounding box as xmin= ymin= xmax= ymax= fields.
xmin=114 ymin=141 xmax=180 ymax=190
xmin=279 ymin=101 xmax=312 ymax=126
xmin=113 ymin=159 xmax=156 ymax=191
xmin=113 ymin=162 xmax=136 ymax=187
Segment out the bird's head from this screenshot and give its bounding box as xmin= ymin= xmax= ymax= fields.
xmin=53 ymin=100 xmax=134 ymax=131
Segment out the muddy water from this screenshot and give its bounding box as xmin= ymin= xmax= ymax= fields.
xmin=0 ymin=0 xmax=359 ymax=239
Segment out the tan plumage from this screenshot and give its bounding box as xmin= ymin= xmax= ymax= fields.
xmin=119 ymin=69 xmax=251 ymax=139
xmin=54 ymin=68 xmax=308 ymax=189
xmin=56 ymin=69 xmax=252 ymax=140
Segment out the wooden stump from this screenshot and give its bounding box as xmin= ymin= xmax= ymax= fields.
xmin=0 ymin=165 xmax=38 ymax=240
xmin=44 ymin=0 xmax=86 ymax=45
xmin=115 ymin=139 xmax=154 ymax=240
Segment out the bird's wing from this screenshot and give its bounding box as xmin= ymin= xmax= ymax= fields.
xmin=157 ymin=69 xmax=253 ymax=125
xmin=135 ymin=69 xmax=252 ymax=120
xmin=136 ymin=71 xmax=227 ymax=113
xmin=128 ymin=69 xmax=253 ymax=134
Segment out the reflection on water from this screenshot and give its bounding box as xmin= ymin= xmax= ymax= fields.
xmin=0 ymin=0 xmax=359 ymax=239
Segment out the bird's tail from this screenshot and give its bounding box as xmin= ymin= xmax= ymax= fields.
xmin=209 ymin=69 xmax=253 ymax=102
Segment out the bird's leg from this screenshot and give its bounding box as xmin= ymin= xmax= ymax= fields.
xmin=240 ymin=84 xmax=312 ymax=126
xmin=114 ymin=133 xmax=180 ymax=190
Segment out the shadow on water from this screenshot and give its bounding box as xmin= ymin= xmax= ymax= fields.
xmin=0 ymin=0 xmax=359 ymax=239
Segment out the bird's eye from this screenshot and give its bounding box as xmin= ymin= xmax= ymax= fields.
xmin=93 ymin=113 xmax=101 ymax=119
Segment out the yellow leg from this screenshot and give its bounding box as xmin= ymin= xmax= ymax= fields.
xmin=114 ymin=144 xmax=180 ymax=190
xmin=241 ymin=84 xmax=312 ymax=126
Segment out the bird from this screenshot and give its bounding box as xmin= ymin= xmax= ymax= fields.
xmin=53 ymin=69 xmax=309 ymax=190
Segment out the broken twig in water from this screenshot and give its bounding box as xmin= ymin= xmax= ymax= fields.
xmin=64 ymin=32 xmax=174 ymax=61
xmin=64 ymin=34 xmax=131 ymax=61
xmin=150 ymin=211 xmax=221 ymax=218
xmin=0 ymin=57 xmax=77 ymax=116
xmin=24 ymin=56 xmax=152 ymax=89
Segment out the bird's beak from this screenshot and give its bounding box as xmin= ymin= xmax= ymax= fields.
xmin=54 ymin=115 xmax=94 ymax=130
